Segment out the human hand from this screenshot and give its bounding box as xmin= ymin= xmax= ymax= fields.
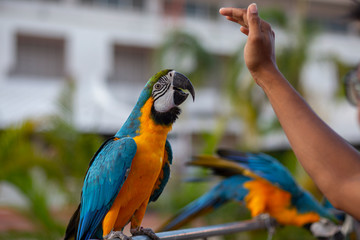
xmin=220 ymin=4 xmax=278 ymax=85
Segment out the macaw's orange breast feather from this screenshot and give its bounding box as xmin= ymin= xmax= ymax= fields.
xmin=244 ymin=179 xmax=320 ymax=227
xmin=102 ymin=98 xmax=172 ymax=235
xmin=151 ymin=149 xmax=168 ymax=195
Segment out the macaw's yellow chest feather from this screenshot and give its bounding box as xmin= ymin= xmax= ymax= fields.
xmin=244 ymin=179 xmax=320 ymax=226
xmin=132 ymin=98 xmax=172 ymax=179
xmin=102 ymin=98 xmax=172 ymax=235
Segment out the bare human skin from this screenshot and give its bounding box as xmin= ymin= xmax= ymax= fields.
xmin=219 ymin=4 xmax=360 ymax=220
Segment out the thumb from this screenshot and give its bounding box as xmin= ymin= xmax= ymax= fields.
xmin=247 ymin=4 xmax=261 ymax=36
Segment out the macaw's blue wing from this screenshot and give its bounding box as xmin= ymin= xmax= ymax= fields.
xmin=294 ymin=192 xmax=339 ymax=223
xmin=216 ymin=150 xmax=339 ymax=222
xmin=77 ymin=137 xmax=137 ymax=240
xmin=216 ymin=149 xmax=302 ymax=196
xmin=158 ymin=175 xmax=252 ymax=231
xmin=149 ymin=140 xmax=173 ymax=203
xmin=321 ymin=198 xmax=345 ymax=221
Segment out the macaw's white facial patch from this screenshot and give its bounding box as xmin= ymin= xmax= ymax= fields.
xmin=153 ymin=88 xmax=176 ymax=112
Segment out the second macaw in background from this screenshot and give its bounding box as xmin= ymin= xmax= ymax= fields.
xmin=159 ymin=149 xmax=340 ymax=237
xmin=64 ymin=69 xmax=195 ymax=240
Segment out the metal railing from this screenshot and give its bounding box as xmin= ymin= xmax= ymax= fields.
xmin=104 ymin=216 xmax=360 ymax=240
xmin=130 ymin=219 xmax=271 ymax=240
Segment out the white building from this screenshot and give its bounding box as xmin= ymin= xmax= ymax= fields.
xmin=0 ymin=0 xmax=359 ymax=155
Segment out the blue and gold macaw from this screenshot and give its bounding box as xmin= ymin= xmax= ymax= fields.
xmin=64 ymin=69 xmax=195 ymax=240
xmin=159 ymin=149 xmax=338 ymax=232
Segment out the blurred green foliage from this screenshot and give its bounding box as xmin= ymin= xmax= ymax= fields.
xmin=333 ymin=57 xmax=358 ymax=100
xmin=155 ymin=31 xmax=214 ymax=88
xmin=0 ymin=79 xmax=103 ymax=239
xmin=260 ymin=8 xmax=287 ymax=27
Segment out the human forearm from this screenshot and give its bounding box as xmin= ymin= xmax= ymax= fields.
xmin=258 ymin=67 xmax=360 ymax=215
xmin=221 ymin=3 xmax=360 ymax=219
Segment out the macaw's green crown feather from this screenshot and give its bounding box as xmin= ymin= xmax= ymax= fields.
xmin=145 ymin=69 xmax=173 ymax=90
xmin=115 ymin=69 xmax=195 ymax=138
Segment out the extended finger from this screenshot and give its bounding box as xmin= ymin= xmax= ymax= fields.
xmin=240 ymin=26 xmax=249 ymax=36
xmin=219 ymin=7 xmax=248 ymax=27
xmin=225 ymin=16 xmax=240 ymax=23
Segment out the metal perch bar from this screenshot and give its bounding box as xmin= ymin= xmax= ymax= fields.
xmin=130 ymin=219 xmax=269 ymax=240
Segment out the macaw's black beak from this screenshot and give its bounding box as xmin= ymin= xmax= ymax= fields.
xmin=173 ymin=72 xmax=195 ymax=106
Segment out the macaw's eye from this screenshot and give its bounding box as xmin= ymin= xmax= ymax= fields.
xmin=154 ymin=83 xmax=162 ymax=90
xmin=169 ymin=72 xmax=173 ymax=77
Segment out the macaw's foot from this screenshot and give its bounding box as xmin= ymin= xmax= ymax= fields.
xmin=130 ymin=227 xmax=159 ymax=240
xmin=104 ymin=231 xmax=131 ymax=240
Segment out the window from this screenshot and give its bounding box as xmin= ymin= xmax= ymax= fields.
xmin=162 ymin=0 xmax=219 ymax=20
xmin=185 ymin=1 xmax=219 ymax=20
xmin=10 ymin=34 xmax=66 ymax=78
xmin=109 ymin=45 xmax=153 ymax=84
xmin=80 ymin=0 xmax=144 ymax=11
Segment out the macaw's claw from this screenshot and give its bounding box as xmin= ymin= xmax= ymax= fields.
xmin=104 ymin=231 xmax=132 ymax=240
xmin=131 ymin=227 xmax=159 ymax=240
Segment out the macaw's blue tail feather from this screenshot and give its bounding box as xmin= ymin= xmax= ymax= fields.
xmin=158 ymin=175 xmax=251 ymax=231
xmin=77 ymin=208 xmax=108 ymax=240
xmin=158 ymin=192 xmax=219 ymax=232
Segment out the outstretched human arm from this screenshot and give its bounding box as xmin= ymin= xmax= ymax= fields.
xmin=220 ymin=4 xmax=360 ymax=219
